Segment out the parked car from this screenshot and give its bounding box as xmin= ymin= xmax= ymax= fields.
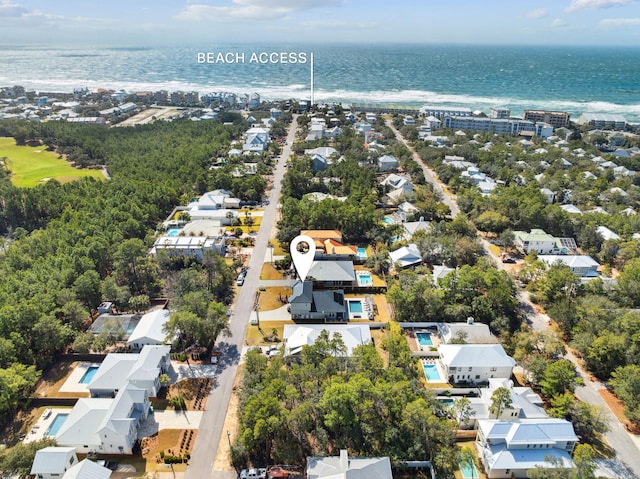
xmin=501 ymin=256 xmax=517 ymax=264
xmin=240 ymin=468 xmax=267 ymax=479
xmin=97 ymin=460 xmax=118 ymax=470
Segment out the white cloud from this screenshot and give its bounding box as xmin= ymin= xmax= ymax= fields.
xmin=565 ymin=0 xmax=635 ymax=13
xmin=599 ymin=16 xmax=640 ymax=26
xmin=177 ymin=0 xmax=343 ymax=21
xmin=0 ymin=1 xmax=29 ymax=17
xmin=551 ymin=18 xmax=568 ymax=27
xmin=522 ymin=8 xmax=550 ymax=19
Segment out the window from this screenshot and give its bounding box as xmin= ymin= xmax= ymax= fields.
xmin=468 ymin=367 xmax=473 ymax=372
xmin=475 ymin=375 xmax=480 ymax=379
xmin=490 ymin=367 xmax=497 ymax=372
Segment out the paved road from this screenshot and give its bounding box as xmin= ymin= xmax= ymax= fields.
xmin=185 ymin=115 xmax=299 ymax=479
xmin=386 ymin=117 xmax=640 ymax=478
xmin=385 ymin=118 xmax=459 ymax=218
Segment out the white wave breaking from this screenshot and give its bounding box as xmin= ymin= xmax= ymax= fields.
xmin=6 ymin=78 xmax=640 ymax=122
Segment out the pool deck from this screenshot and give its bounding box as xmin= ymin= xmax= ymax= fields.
xmin=59 ymin=362 xmax=102 ymax=393
xmin=407 ymin=328 xmax=442 ymax=352
xmin=23 ymin=408 xmax=73 ymax=443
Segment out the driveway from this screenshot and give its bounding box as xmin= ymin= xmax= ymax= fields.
xmin=185 ymin=115 xmax=299 ymax=479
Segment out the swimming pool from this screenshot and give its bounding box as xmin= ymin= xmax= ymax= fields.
xmin=357 ymin=247 xmax=367 ymax=259
xmin=348 ymin=300 xmax=363 ymax=313
xmin=383 ymin=216 xmax=394 ymax=225
xmin=357 ymin=273 xmax=373 ymax=287
xmin=438 ymin=398 xmax=455 ymax=408
xmin=167 ymin=228 xmax=181 ymax=237
xmin=423 ymin=364 xmax=442 ymax=381
xmin=79 ymin=366 xmax=99 ymax=384
xmin=460 ymin=460 xmax=479 ymax=479
xmin=416 ymin=332 xmax=433 ymax=346
xmin=46 ymin=414 xmax=69 ymax=436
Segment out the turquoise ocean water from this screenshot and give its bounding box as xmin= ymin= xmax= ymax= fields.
xmin=1 ymin=43 xmax=640 ymax=121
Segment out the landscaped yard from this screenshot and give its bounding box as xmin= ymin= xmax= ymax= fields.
xmin=0 ymin=137 xmax=104 ymax=187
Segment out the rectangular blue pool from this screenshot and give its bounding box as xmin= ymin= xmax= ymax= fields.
xmin=358 ymin=274 xmax=373 ymax=286
xmin=79 ymin=366 xmax=99 ymax=384
xmin=357 ymin=247 xmax=367 ymax=259
xmin=460 ymin=460 xmax=479 ymax=479
xmin=46 ymin=413 xmax=68 ymax=436
xmin=416 ymin=332 xmax=433 ymax=346
xmin=423 ymin=364 xmax=442 ymax=381
xmin=348 ymin=300 xmax=363 ymax=313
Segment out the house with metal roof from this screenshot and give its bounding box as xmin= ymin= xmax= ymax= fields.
xmin=513 ymin=229 xmax=562 ymax=255
xmin=476 ymin=418 xmax=577 ymax=478
xmin=462 ymin=378 xmax=547 ymax=429
xmin=62 ymin=459 xmax=112 ymax=479
xmin=55 ymin=383 xmax=149 ymax=455
xmin=88 ymin=345 xmax=171 ymax=398
xmin=306 ymin=260 xmax=356 ymax=287
xmin=389 ymin=244 xmax=422 ymax=269
xmin=127 ymin=309 xmax=171 ymax=350
xmin=30 ymin=446 xmax=79 ymax=479
xmin=307 ymin=450 xmax=392 ymax=479
xmin=538 ymin=255 xmax=599 ymax=278
xmin=283 ymin=324 xmax=371 ymax=356
xmin=438 ymin=344 xmax=515 ymax=385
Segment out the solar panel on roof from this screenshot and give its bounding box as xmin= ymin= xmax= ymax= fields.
xmin=559 ymin=238 xmax=577 ymax=250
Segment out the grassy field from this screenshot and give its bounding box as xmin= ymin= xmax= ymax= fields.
xmin=0 ymin=137 xmax=104 ymax=187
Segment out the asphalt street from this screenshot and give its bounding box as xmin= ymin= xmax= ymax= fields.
xmin=185 ymin=115 xmax=298 ymax=479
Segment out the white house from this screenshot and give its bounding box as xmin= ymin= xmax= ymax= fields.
xmin=438 ymin=344 xmax=515 ymax=385
xmin=403 ymin=115 xmax=416 ymax=126
xmin=389 ymin=244 xmax=422 ymax=269
xmin=402 ymin=219 xmax=430 ymax=241
xmin=152 ymin=235 xmax=226 ymax=259
xmin=539 ymin=255 xmax=599 ymax=278
xmin=381 ymin=174 xmax=414 ymax=202
xmin=560 ymin=204 xmax=582 ymax=215
xmin=477 ymin=418 xmax=577 ymax=478
xmin=463 ymin=378 xmax=547 ymax=429
xmin=539 ymin=188 xmax=556 ymax=204
xmin=283 ymin=324 xmax=371 ymax=356
xmin=31 ymin=447 xmax=79 ymax=479
xmin=55 ymin=383 xmax=149 ymax=455
xmin=307 ymin=450 xmax=392 ymax=479
xmin=243 ymin=127 xmax=270 ymax=152
xmin=377 ymin=154 xmax=399 ymax=172
xmin=596 ymin=226 xmax=621 ymax=241
xmin=127 ymin=309 xmax=171 ymax=349
xmin=432 ymin=265 xmax=455 ymax=285
xmin=513 ymin=229 xmax=562 ymax=255
xmin=89 ymin=345 xmax=171 ymax=398
xmin=62 ymin=459 xmax=112 ymax=479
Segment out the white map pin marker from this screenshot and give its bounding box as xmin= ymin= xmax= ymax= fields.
xmin=290 ymin=234 xmax=316 ymax=281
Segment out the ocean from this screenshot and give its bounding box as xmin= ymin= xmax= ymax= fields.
xmin=2 ymin=43 xmax=640 ymax=122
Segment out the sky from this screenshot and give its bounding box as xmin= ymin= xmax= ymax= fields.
xmin=1 ymin=0 xmax=640 ymax=46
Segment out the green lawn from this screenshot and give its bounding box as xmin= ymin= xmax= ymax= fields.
xmin=0 ymin=137 xmax=104 ymax=187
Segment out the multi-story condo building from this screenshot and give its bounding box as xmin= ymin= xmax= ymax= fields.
xmin=420 ymin=105 xmax=472 ymax=119
xmin=523 ymin=110 xmax=571 ymax=128
xmin=444 ymin=116 xmax=534 ymax=135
